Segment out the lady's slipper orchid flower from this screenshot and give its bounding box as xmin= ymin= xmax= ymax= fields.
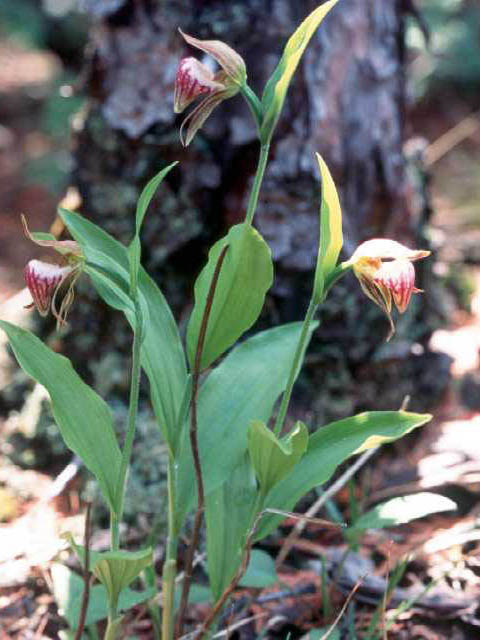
xmin=174 ymin=30 xmax=246 ymax=146
xmin=22 ymin=215 xmax=84 ymax=328
xmin=347 ymin=239 xmax=430 ymax=341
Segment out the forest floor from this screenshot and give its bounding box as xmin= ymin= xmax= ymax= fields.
xmin=1 ymin=39 xmax=480 ymax=640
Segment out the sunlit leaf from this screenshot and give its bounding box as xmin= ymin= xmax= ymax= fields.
xmin=256 ymin=411 xmax=432 ymax=539
xmin=313 ymin=153 xmax=343 ymax=303
xmin=260 ymin=0 xmax=340 ymax=142
xmin=349 ymin=492 xmax=456 ymax=533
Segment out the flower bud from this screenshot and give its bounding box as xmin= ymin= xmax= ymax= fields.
xmin=25 ymin=260 xmax=73 ymax=317
xmin=348 ymin=238 xmax=430 ymax=341
xmin=174 ymin=30 xmax=246 ymax=145
xmin=174 ymin=57 xmax=226 ymax=114
xmin=373 ymin=259 xmax=419 ymax=314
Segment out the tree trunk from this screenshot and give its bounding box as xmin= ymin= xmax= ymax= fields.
xmin=67 ymin=0 xmax=442 ymax=417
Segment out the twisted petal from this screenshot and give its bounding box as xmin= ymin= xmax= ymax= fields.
xmin=179 ymin=29 xmax=246 ymax=85
xmin=179 ymin=83 xmax=237 ymax=146
xmin=22 ymin=215 xmax=82 ymax=258
xmin=174 ymin=57 xmax=225 ymax=113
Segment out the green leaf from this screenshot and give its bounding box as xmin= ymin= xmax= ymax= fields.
xmin=248 ymin=419 xmax=308 ymax=494
xmin=129 ymin=162 xmax=178 ymax=295
xmin=186 ymin=223 xmax=273 ymax=370
xmin=175 ymin=321 xmax=316 ymax=528
xmin=0 ymin=321 xmax=121 ymax=514
xmin=68 ymin=539 xmax=153 ymax=611
xmin=205 ymin=454 xmax=258 ymax=601
xmin=51 ymin=563 xmax=155 ymax=628
xmin=135 ymin=162 xmax=178 ymax=235
xmin=92 ymin=548 xmax=153 ymax=610
xmin=59 ymin=209 xmax=188 ymax=454
xmin=348 ymin=492 xmax=456 ymax=534
xmin=260 ymin=0 xmax=340 ymax=143
xmin=173 ymin=583 xmax=212 ymax=610
xmin=239 ymin=549 xmax=278 ymax=589
xmin=313 ymin=153 xmax=343 ymax=303
xmin=256 ymin=411 xmax=432 ymax=539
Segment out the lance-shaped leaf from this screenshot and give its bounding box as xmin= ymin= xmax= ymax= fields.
xmin=260 ymin=0 xmax=340 ymax=143
xmin=0 ymin=321 xmax=121 ymax=513
xmin=175 ymin=321 xmax=317 ymax=529
xmin=128 ymin=162 xmax=178 ymax=295
xmin=186 ymin=223 xmax=273 ymax=371
xmin=348 ymin=492 xmax=456 ymax=535
xmin=256 ymin=411 xmax=432 ymax=539
xmin=248 ymin=419 xmax=308 ymax=494
xmin=59 ymin=209 xmax=188 ymax=455
xmin=205 ymin=454 xmax=258 ymax=601
xmin=67 ymin=535 xmax=153 ymax=612
xmin=312 ymin=153 xmax=343 ymax=302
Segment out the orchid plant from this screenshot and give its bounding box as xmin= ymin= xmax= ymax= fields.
xmin=1 ymin=2 xmax=432 ymax=639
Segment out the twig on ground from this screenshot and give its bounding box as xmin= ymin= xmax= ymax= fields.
xmin=320 ymin=577 xmax=364 ymax=640
xmin=276 ymin=447 xmax=378 ymax=568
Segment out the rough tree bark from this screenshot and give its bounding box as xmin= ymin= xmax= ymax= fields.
xmin=66 ymin=0 xmax=443 ymax=418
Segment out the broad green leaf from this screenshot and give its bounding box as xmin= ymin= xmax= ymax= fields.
xmin=205 ymin=454 xmax=258 ymax=601
xmin=51 ymin=563 xmax=155 ymax=628
xmin=59 ymin=210 xmax=188 ymax=454
xmin=313 ymin=154 xmax=343 ymax=303
xmin=68 ymin=538 xmax=153 ymax=611
xmin=129 ymin=162 xmax=178 ymax=294
xmin=248 ymin=419 xmax=308 ymax=494
xmin=239 ymin=549 xmax=278 ymax=589
xmin=186 ymin=223 xmax=273 ymax=370
xmin=348 ymin=493 xmax=456 ymax=534
xmin=256 ymin=411 xmax=432 ymax=539
xmin=260 ymin=0 xmax=340 ymax=142
xmin=175 ymin=321 xmax=317 ymax=529
xmin=0 ymin=321 xmax=121 ymax=514
xmin=173 ymin=583 xmax=212 ymax=609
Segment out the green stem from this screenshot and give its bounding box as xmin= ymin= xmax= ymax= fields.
xmin=245 ymin=143 xmax=270 ymax=226
xmin=272 ymin=263 xmax=353 ymax=437
xmin=240 ymin=84 xmax=263 ymax=132
xmin=273 ymin=298 xmax=317 ymax=437
xmin=111 ymin=299 xmax=143 ymax=551
xmin=161 ymin=453 xmax=178 ymax=640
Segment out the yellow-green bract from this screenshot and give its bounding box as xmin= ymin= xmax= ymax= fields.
xmin=313 ymin=153 xmax=343 ymax=303
xmin=260 ymin=0 xmax=340 ymax=143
